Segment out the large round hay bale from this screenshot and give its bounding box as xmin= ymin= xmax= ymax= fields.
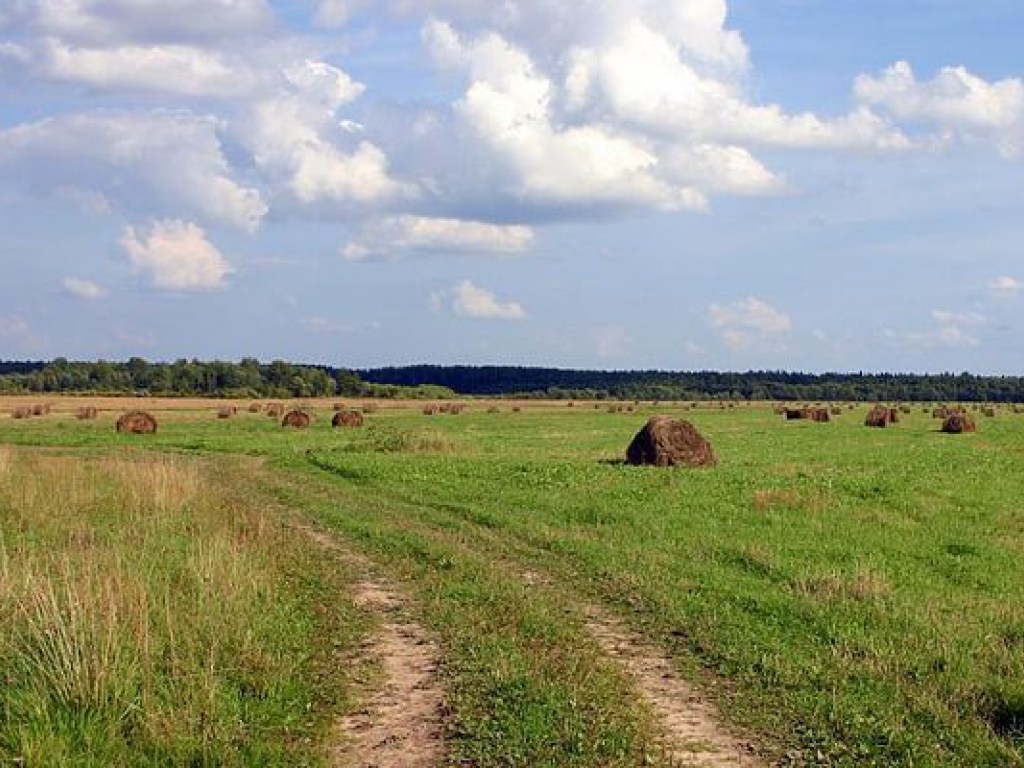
xmin=266 ymin=403 xmax=285 ymax=418
xmin=332 ymin=410 xmax=364 ymax=428
xmin=626 ymin=416 xmax=716 ymax=468
xmin=216 ymin=405 xmax=236 ymax=419
xmin=11 ymin=406 xmax=32 ymax=419
xmin=31 ymin=404 xmax=50 ymax=416
xmin=116 ymin=410 xmax=157 ymax=434
xmin=865 ymin=406 xmax=891 ymax=428
xmin=281 ymin=410 xmax=311 ymax=429
xmin=808 ymin=407 xmax=830 ymax=423
xmin=76 ymin=406 xmax=98 ymax=420
xmin=784 ymin=408 xmax=807 ymax=420
xmin=942 ymin=413 xmax=977 ymax=434
xmin=248 ymin=403 xmax=263 ymax=413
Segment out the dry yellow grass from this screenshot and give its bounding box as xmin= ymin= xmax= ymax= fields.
xmin=0 ymin=449 xmax=321 ymax=762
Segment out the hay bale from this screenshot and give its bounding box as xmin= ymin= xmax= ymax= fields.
xmin=888 ymin=408 xmax=899 ymax=424
xmin=982 ymin=407 xmax=996 ymax=417
xmin=332 ymin=409 xmax=364 ymax=428
xmin=216 ymin=406 xmax=236 ymax=419
xmin=422 ymin=404 xmax=439 ymax=416
xmin=266 ymin=403 xmax=285 ymax=418
xmin=808 ymin=407 xmax=830 ymax=423
xmin=75 ymin=406 xmax=98 ymax=420
xmin=116 ymin=410 xmax=157 ymax=434
xmin=512 ymin=406 xmax=522 ymax=413
xmin=865 ymin=406 xmax=891 ymax=428
xmin=11 ymin=406 xmax=32 ymax=419
xmin=362 ymin=403 xmax=379 ymax=414
xmin=31 ymin=404 xmax=50 ymax=416
xmin=784 ymin=408 xmax=807 ymax=420
xmin=626 ymin=416 xmax=716 ymax=468
xmin=487 ymin=406 xmax=501 ymax=414
xmin=942 ymin=413 xmax=976 ymax=434
xmin=332 ymin=402 xmax=345 ymax=412
xmin=932 ymin=407 xmax=948 ymax=419
xmin=248 ymin=403 xmax=263 ymax=413
xmin=830 ymin=407 xmax=842 ymax=416
xmin=281 ymin=410 xmax=311 ymax=429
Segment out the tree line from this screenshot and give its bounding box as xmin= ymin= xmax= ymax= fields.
xmin=359 ymin=365 xmax=1024 ymax=403
xmin=0 ymin=358 xmax=452 ymax=399
xmin=1 ymin=359 xmax=1022 ymax=402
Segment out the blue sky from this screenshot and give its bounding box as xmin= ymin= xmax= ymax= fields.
xmin=0 ymin=1 xmax=1021 ymax=373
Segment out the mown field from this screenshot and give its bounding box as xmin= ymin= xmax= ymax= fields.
xmin=0 ymin=398 xmax=1022 ymax=767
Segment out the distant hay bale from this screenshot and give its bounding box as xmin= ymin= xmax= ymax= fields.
xmin=248 ymin=403 xmax=263 ymax=413
xmin=116 ymin=410 xmax=157 ymax=435
xmin=626 ymin=416 xmax=716 ymax=468
xmin=932 ymin=407 xmax=948 ymax=419
xmin=784 ymin=408 xmax=807 ymax=421
xmin=942 ymin=413 xmax=977 ymax=434
xmin=808 ymin=407 xmax=830 ymax=423
xmin=31 ymin=404 xmax=51 ymax=416
xmin=332 ymin=402 xmax=345 ymax=412
xmin=75 ymin=406 xmax=98 ymax=420
xmin=216 ymin=405 xmax=237 ymax=419
xmin=567 ymin=401 xmax=575 ymax=408
xmin=865 ymin=406 xmax=891 ymax=428
xmin=362 ymin=403 xmax=379 ymax=414
xmin=487 ymin=406 xmax=500 ymax=414
xmin=888 ymin=408 xmax=900 ymax=424
xmin=512 ymin=406 xmax=522 ymax=413
xmin=830 ymin=407 xmax=842 ymax=416
xmin=266 ymin=403 xmax=285 ymax=418
xmin=422 ymin=404 xmax=439 ymax=416
xmin=332 ymin=409 xmax=364 ymax=428
xmin=982 ymin=406 xmax=996 ymax=417
xmin=11 ymin=406 xmax=32 ymax=419
xmin=281 ymin=410 xmax=311 ymax=429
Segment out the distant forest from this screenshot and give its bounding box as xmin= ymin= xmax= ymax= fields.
xmin=359 ymin=365 xmax=1024 ymax=403
xmin=1 ymin=358 xmax=1022 ymax=402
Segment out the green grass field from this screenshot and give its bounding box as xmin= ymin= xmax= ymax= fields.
xmin=1 ymin=402 xmax=1022 ymax=766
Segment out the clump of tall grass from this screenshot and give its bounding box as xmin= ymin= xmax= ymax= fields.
xmin=0 ymin=451 xmax=341 ymax=765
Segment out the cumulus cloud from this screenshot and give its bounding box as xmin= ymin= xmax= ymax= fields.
xmin=38 ymin=39 xmax=257 ymax=97
xmin=444 ymin=279 xmax=526 ymax=320
xmin=0 ymin=111 xmax=267 ymax=231
xmin=62 ymin=277 xmax=106 ymax=299
xmin=121 ymin=219 xmax=233 ymax=290
xmin=989 ymin=275 xmax=1021 ymax=299
xmin=709 ymin=297 xmax=792 ymax=349
xmin=856 ymin=61 xmax=1024 ymax=156
xmin=343 ymin=215 xmax=534 ymax=260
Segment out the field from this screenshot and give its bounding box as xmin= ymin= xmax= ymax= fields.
xmin=0 ymin=398 xmax=1022 ymax=766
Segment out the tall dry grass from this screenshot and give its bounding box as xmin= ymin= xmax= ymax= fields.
xmin=0 ymin=451 xmax=324 ymax=765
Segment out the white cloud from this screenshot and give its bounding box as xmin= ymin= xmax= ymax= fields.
xmin=425 ymin=20 xmax=708 ymax=213
xmin=903 ymin=309 xmax=987 ymax=348
xmin=121 ymin=219 xmax=233 ymax=290
xmin=856 ymin=61 xmax=1024 ymax=156
xmin=0 ymin=111 xmax=267 ymax=231
xmin=989 ymin=275 xmax=1021 ymax=299
xmin=62 ymin=277 xmax=106 ymax=299
xmin=29 ymin=0 xmax=275 ymax=44
xmin=343 ymin=215 xmax=534 ymax=260
xmin=449 ymin=279 xmax=526 ymax=320
xmin=38 ymin=40 xmax=255 ymax=97
xmin=709 ymin=296 xmax=792 ymax=349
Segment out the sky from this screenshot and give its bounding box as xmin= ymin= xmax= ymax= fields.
xmin=0 ymin=0 xmax=1022 ymax=373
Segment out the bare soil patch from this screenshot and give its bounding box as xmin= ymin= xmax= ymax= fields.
xmin=580 ymin=601 xmax=762 ymax=767
xmin=301 ymin=526 xmax=446 ymax=768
